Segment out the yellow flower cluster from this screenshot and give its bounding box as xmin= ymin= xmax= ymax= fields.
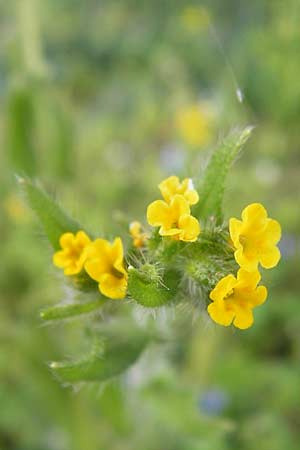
xmin=53 ymin=232 xmax=127 ymax=299
xmin=147 ymin=176 xmax=201 ymax=242
xmin=129 ymin=221 xmax=147 ymax=248
xmin=207 ymin=203 xmax=281 ymax=329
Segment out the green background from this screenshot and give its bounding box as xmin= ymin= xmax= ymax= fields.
xmin=1 ymin=1 xmax=300 ymax=449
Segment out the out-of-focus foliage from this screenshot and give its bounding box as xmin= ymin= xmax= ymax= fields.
xmin=1 ymin=1 xmax=300 ymax=450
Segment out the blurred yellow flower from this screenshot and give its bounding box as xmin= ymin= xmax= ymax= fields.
xmin=159 ymin=175 xmax=199 ymax=205
xmin=3 ymin=194 xmax=29 ymax=223
xmin=147 ymin=194 xmax=200 ymax=242
xmin=129 ymin=221 xmax=147 ymax=248
xmin=53 ymin=231 xmax=91 ymax=275
xmin=85 ymin=237 xmax=127 ymax=299
xmin=229 ymin=203 xmax=281 ymax=272
xmin=181 ymin=6 xmax=210 ymax=32
xmin=208 ymin=268 xmax=267 ymax=329
xmin=176 ymin=104 xmax=212 ymax=148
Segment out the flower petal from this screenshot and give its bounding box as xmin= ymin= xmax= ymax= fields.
xmin=207 ymin=300 xmax=235 ymax=326
xmin=229 ymin=218 xmax=243 ymax=247
xmin=76 ymin=230 xmax=90 ymax=246
xmin=232 ymin=307 xmax=254 ymax=330
xmin=259 ymin=246 xmax=281 ymax=269
xmin=147 ymin=200 xmax=169 ymax=227
xmin=158 ymin=176 xmax=179 ymax=203
xmin=263 ymin=219 xmax=281 ymax=245
xmin=170 ymin=195 xmax=190 ymax=221
xmin=236 ymin=268 xmax=261 ymax=290
xmin=53 ymin=250 xmax=68 ymax=268
xmin=99 ymin=274 xmax=127 ymax=299
xmin=159 ymin=227 xmax=182 ymax=237
xmin=234 ymin=248 xmax=258 ymax=272
xmin=241 ymin=203 xmax=267 ymax=230
xmin=209 ymin=274 xmax=237 ymax=302
xmin=184 ymin=189 xmax=199 ymax=205
xmin=59 ymin=232 xmax=74 ymax=248
xmin=178 ymin=214 xmax=200 ymax=242
xmin=249 ymin=285 xmax=268 ymax=307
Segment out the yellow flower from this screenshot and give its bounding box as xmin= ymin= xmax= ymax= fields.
xmin=129 ymin=221 xmax=147 ymax=248
xmin=53 ymin=231 xmax=91 ymax=275
xmin=147 ymin=194 xmax=200 ymax=242
xmin=229 ymin=203 xmax=281 ymax=272
xmin=208 ymin=269 xmax=267 ymax=330
xmin=181 ymin=6 xmax=210 ymax=32
xmin=159 ymin=175 xmax=199 ymax=205
xmin=85 ymin=237 xmax=127 ymax=299
xmin=176 ymin=104 xmax=211 ymax=148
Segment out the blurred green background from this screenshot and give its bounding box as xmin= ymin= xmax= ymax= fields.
xmin=1 ymin=1 xmax=300 ymax=449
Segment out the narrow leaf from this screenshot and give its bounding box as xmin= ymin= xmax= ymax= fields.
xmin=50 ymin=325 xmax=150 ymax=383
xmin=18 ymin=177 xmax=80 ymax=249
xmin=194 ymin=127 xmax=253 ymax=224
xmin=40 ymin=298 xmax=106 ymax=321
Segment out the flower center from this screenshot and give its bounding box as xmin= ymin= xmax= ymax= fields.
xmin=111 ymin=266 xmax=125 ymax=279
xmin=224 ymin=288 xmax=234 ymax=300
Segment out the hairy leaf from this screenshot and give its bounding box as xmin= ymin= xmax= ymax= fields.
xmin=18 ymin=177 xmax=80 ymax=249
xmin=50 ymin=323 xmax=151 ymax=383
xmin=194 ymin=127 xmax=253 ymax=224
xmin=40 ymin=298 xmax=106 ymax=321
xmin=128 ymin=266 xmax=179 ymax=307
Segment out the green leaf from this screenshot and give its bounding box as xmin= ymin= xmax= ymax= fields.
xmin=128 ymin=265 xmax=179 ymax=307
xmin=50 ymin=322 xmax=151 ymax=383
xmin=40 ymin=298 xmax=106 ymax=321
xmin=193 ymin=127 xmax=253 ymax=224
xmin=18 ymin=177 xmax=80 ymax=249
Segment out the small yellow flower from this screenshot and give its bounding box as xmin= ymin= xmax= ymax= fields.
xmin=229 ymin=203 xmax=281 ymax=272
xmin=176 ymin=104 xmax=211 ymax=148
xmin=53 ymin=231 xmax=91 ymax=275
xmin=129 ymin=221 xmax=147 ymax=248
xmin=85 ymin=237 xmax=127 ymax=299
xmin=147 ymin=194 xmax=200 ymax=242
xmin=159 ymin=175 xmax=199 ymax=205
xmin=208 ymin=268 xmax=267 ymax=330
xmin=181 ymin=6 xmax=210 ymax=32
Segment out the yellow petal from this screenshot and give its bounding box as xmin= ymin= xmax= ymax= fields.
xmin=159 ymin=227 xmax=182 ymax=237
xmin=64 ymin=263 xmax=81 ymax=276
xmin=184 ymin=189 xmax=199 ymax=205
xmin=170 ymin=195 xmax=190 ymax=221
xmin=259 ymin=246 xmax=281 ymax=269
xmin=53 ymin=250 xmax=68 ymax=268
xmin=236 ymin=268 xmax=261 ymax=290
xmin=241 ymin=203 xmax=267 ymax=229
xmin=84 ymin=239 xmax=112 ymax=280
xmin=207 ymin=300 xmax=235 ymax=326
xmin=209 ymin=274 xmax=237 ymax=302
xmin=229 ymin=218 xmax=243 ymax=248
xmin=76 ymin=230 xmax=91 ymax=247
xmin=147 ymin=200 xmax=169 ymax=227
xmin=112 ymin=238 xmax=127 ymax=276
xmin=59 ymin=232 xmax=74 ymax=248
xmin=99 ymin=274 xmax=127 ymax=299
xmin=263 ymin=219 xmax=281 ymax=245
xmin=158 ymin=176 xmax=179 ymax=202
xmin=234 ymin=248 xmax=258 ymax=272
xmin=232 ymin=307 xmax=254 ymax=329
xmin=178 ymin=214 xmax=200 ymax=242
xmin=249 ymin=285 xmax=267 ymax=307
